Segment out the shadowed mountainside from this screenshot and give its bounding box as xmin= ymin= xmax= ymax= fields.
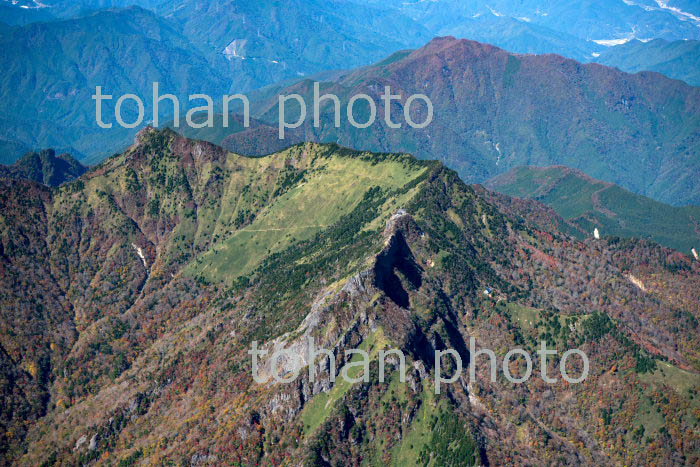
xmin=0 ymin=149 xmax=87 ymax=187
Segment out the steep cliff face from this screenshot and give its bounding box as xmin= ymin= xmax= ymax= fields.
xmin=0 ymin=129 xmax=698 ymax=465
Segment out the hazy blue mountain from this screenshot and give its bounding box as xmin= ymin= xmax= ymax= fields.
xmin=3 ymin=0 xmax=699 ymax=167
xmin=666 ymin=0 xmax=700 ymax=17
xmin=0 ymin=6 xmax=229 ymax=162
xmin=0 ymin=3 xmax=54 ymax=25
xmin=202 ymin=37 xmax=700 ymax=206
xmin=0 ymin=0 xmax=166 ymax=21
xmin=4 ymin=0 xmax=432 ymax=93
xmin=486 ymin=0 xmax=700 ymax=41
xmin=158 ymin=0 xmax=432 ymax=92
xmin=352 ymin=0 xmax=700 ymax=61
xmin=0 ymin=139 xmax=31 ymax=165
xmin=9 ymin=0 xmax=699 ymax=44
xmin=0 ymin=1 xmax=433 ymax=163
xmin=434 ymin=14 xmax=599 ymax=62
xmin=403 ymin=0 xmax=699 ymax=41
xmin=596 ymin=39 xmax=700 ymax=86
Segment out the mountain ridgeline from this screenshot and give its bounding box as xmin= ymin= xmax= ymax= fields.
xmin=0 ymin=149 xmax=86 ymax=187
xmin=596 ymin=39 xmax=700 ymax=86
xmin=3 ymin=0 xmax=700 ymax=171
xmin=200 ymin=37 xmax=700 ymax=206
xmin=485 ymin=165 xmax=700 ymax=254
xmin=0 ymin=128 xmax=698 ymax=465
xmin=0 ymin=1 xmax=431 ymax=162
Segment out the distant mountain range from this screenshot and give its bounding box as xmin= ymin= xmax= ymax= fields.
xmin=1 ymin=0 xmax=699 ymax=166
xmin=354 ymin=0 xmax=700 ymax=57
xmin=0 ymin=3 xmax=54 ymax=26
xmin=0 ymin=6 xmax=230 ymax=161
xmin=0 ymin=1 xmax=431 ymax=161
xmin=1 ymin=128 xmax=698 ymax=464
xmin=668 ymin=0 xmax=700 ymax=17
xmin=596 ymin=38 xmax=700 ymax=86
xmin=0 ymin=139 xmax=30 ymax=165
xmin=395 ymin=0 xmax=700 ymax=40
xmin=0 ymin=0 xmax=165 ymax=24
xmin=159 ymin=0 xmax=432 ymax=92
xmin=4 ymin=0 xmax=700 ymax=81
xmin=350 ymin=0 xmax=700 ymax=84
xmin=191 ymin=37 xmax=700 ymax=206
xmin=485 ymin=165 xmax=700 ymax=253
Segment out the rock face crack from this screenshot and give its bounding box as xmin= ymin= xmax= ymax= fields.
xmin=373 ymin=230 xmax=422 ymax=308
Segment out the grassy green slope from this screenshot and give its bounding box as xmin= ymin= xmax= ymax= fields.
xmin=187 ymin=146 xmax=427 ymax=282
xmin=486 ymin=166 xmax=700 ymax=253
xmin=72 ymin=127 xmax=428 ymax=288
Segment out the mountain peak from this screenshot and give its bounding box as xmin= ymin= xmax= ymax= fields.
xmin=0 ymin=148 xmax=86 ymax=187
xmin=2 ymin=130 xmax=699 ymax=466
xmin=134 ymin=125 xmax=175 ymax=146
xmin=247 ymin=34 xmax=700 ymax=206
xmin=412 ymin=35 xmax=508 ymax=60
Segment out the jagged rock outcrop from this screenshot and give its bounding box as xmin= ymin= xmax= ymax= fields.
xmin=1 ymin=129 xmax=698 ymax=465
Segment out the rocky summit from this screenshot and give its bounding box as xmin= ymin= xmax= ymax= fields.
xmin=0 ymin=128 xmax=697 ymax=465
